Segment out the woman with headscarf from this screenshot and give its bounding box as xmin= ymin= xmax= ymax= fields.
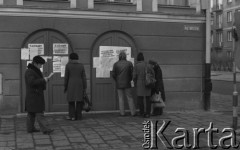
xmin=64 ymin=52 xmax=87 ymax=121
xmin=133 ymin=52 xmax=154 ymax=118
xmin=149 ymin=60 xmax=166 ymax=115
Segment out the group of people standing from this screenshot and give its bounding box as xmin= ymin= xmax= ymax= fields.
xmin=112 ymin=52 xmax=165 ymax=118
xmin=24 ymin=51 xmax=165 ymax=135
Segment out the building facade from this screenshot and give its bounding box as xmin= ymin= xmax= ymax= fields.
xmin=211 ymin=0 xmax=240 ymax=71
xmin=0 ymin=0 xmax=207 ymax=115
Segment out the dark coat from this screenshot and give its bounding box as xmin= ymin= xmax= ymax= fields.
xmin=25 ymin=63 xmax=46 ymax=113
xmin=133 ymin=61 xmax=154 ymax=96
xmin=64 ymin=60 xmax=87 ymax=102
xmin=151 ymin=64 xmax=166 ymax=101
xmin=112 ymin=59 xmax=133 ymax=89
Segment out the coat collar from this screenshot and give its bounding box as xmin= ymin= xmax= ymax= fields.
xmin=69 ymin=59 xmax=79 ymax=64
xmin=27 ymin=63 xmax=43 ymax=78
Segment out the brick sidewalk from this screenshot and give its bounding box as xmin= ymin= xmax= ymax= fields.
xmin=0 ymin=108 xmax=239 ymax=150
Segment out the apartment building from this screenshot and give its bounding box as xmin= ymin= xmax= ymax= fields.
xmin=211 ymin=0 xmax=240 ymax=71
xmin=0 ymin=0 xmax=208 ymax=115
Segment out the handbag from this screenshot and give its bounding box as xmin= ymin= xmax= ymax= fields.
xmin=151 ymin=93 xmax=165 ymax=108
xmin=145 ymin=63 xmax=156 ymax=88
xmin=83 ymin=92 xmax=92 ymax=112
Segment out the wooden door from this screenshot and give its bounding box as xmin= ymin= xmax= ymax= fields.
xmin=91 ymin=32 xmax=137 ymax=111
xmin=21 ymin=30 xmax=72 ymax=112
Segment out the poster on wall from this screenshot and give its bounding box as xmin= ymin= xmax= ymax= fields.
xmin=93 ymin=46 xmax=132 ymax=78
xmin=21 ymin=48 xmax=29 ymax=60
xmin=28 ymin=44 xmax=44 ymax=55
xmin=29 ymin=47 xmax=39 ymax=60
xmin=53 ymin=43 xmax=68 ymax=55
xmin=60 ymin=56 xmax=69 ymax=77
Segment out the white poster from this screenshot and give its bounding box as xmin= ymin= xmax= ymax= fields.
xmin=60 ymin=56 xmax=69 ymax=77
xmin=29 ymin=47 xmax=39 ymax=60
xmin=21 ymin=48 xmax=29 ymax=60
xmin=53 ymin=61 xmax=61 ymax=73
xmin=53 ymin=43 xmax=68 ymax=55
xmin=41 ymin=56 xmax=52 ymax=62
xmin=99 ymin=46 xmax=131 ymax=59
xmin=96 ymin=68 xmax=111 ymax=78
xmin=28 ymin=44 xmax=44 ymax=55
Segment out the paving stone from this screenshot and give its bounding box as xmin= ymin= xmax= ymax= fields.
xmin=53 ymin=140 xmax=70 ymax=147
xmin=35 ymin=139 xmax=51 ymax=145
xmin=69 ymin=137 xmax=86 ymax=143
xmin=87 ymin=138 xmax=104 ymax=144
xmin=35 ymin=145 xmax=54 ymax=150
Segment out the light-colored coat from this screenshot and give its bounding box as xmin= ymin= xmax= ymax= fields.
xmin=133 ymin=61 xmax=154 ymax=96
xmin=64 ymin=60 xmax=87 ymax=102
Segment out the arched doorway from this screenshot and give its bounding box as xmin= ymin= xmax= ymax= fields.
xmin=91 ymin=31 xmax=137 ymax=111
xmin=21 ymin=29 xmax=73 ymax=112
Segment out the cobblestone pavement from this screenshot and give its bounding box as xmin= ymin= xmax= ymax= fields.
xmin=1 ymin=70 xmax=240 ymax=150
xmin=1 ymin=97 xmax=240 ymax=150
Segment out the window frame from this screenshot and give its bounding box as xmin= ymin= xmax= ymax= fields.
xmin=227 ymin=11 xmax=232 ymax=22
xmin=227 ymin=31 xmax=232 ymax=42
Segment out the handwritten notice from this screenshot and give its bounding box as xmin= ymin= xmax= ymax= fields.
xmin=53 ymin=43 xmax=68 ymax=55
xmin=28 ymin=44 xmax=44 ymax=55
xmin=96 ymin=68 xmax=111 ymax=78
xmin=21 ymin=48 xmax=29 ymax=60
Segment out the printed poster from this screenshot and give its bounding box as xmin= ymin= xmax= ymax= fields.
xmin=21 ymin=48 xmax=29 ymax=60
xmin=28 ymin=44 xmax=44 ymax=55
xmin=95 ymin=46 xmax=132 ymax=78
xmin=53 ymin=61 xmax=61 ymax=73
xmin=96 ymin=68 xmax=111 ymax=78
xmin=99 ymin=46 xmax=131 ymax=59
xmin=61 ymin=56 xmax=69 ymax=77
xmin=53 ymin=43 xmax=68 ymax=55
xmin=29 ymin=47 xmax=39 ymax=60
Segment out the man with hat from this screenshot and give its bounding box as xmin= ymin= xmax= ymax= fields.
xmin=25 ymin=55 xmax=54 ymax=134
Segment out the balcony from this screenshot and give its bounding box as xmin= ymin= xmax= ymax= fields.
xmin=213 ymin=4 xmax=223 ymax=12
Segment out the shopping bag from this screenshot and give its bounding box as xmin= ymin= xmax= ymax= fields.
xmin=83 ymin=93 xmax=92 ymax=112
xmin=151 ymin=93 xmax=165 ymax=108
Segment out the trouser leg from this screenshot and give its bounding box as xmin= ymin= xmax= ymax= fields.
xmin=138 ymin=96 xmax=144 ymax=115
xmin=146 ymin=96 xmax=151 ymax=115
xmin=36 ymin=113 xmax=50 ymax=132
xmin=68 ymin=102 xmax=75 ymax=118
xmin=75 ymin=101 xmax=83 ymax=120
xmin=125 ymin=88 xmax=136 ymax=116
xmin=26 ymin=112 xmax=36 ymax=132
xmin=117 ymin=89 xmax=125 ymax=115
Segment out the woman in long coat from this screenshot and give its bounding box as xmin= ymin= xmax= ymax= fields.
xmin=64 ymin=53 xmax=87 ymax=120
xmin=133 ymin=52 xmax=154 ymax=118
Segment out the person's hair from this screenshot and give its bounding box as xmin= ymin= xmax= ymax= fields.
xmin=32 ymin=55 xmax=45 ymax=65
xmin=69 ymin=52 xmax=79 ymax=60
xmin=119 ymin=51 xmax=127 ymax=60
xmin=137 ymin=52 xmax=144 ymax=61
xmin=149 ymin=60 xmax=157 ymax=66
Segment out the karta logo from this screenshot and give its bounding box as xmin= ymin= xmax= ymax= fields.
xmin=142 ymin=121 xmax=239 ymax=149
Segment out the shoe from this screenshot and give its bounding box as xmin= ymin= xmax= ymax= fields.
xmin=119 ymin=114 xmax=126 ymax=117
xmin=43 ymin=129 xmax=54 ymax=135
xmin=71 ymin=118 xmax=76 ymax=121
xmin=132 ymin=113 xmax=137 ymax=117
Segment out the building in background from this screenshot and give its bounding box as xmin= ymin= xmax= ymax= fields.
xmin=211 ymin=0 xmax=240 ymax=71
xmin=0 ymin=0 xmax=208 ymax=115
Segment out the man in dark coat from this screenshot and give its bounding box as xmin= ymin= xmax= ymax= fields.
xmin=25 ymin=55 xmax=54 ymax=134
xmin=112 ymin=51 xmax=136 ymax=116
